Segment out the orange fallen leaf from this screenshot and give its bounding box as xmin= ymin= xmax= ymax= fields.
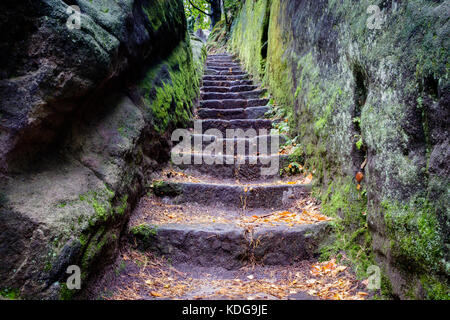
xmin=150 ymin=291 xmax=163 ymax=297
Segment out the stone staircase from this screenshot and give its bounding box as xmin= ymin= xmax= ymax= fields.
xmin=122 ymin=53 xmax=333 ymax=299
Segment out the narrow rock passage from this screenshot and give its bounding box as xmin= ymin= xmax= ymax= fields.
xmin=95 ymin=54 xmax=369 ymax=300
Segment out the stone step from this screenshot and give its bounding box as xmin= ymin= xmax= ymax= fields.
xmin=200 ymin=119 xmax=272 ymax=134
xmin=202 ymin=79 xmax=253 ymax=87
xmin=206 ymin=62 xmax=241 ymax=68
xmin=188 ymin=134 xmax=287 ymax=155
xmin=206 ymin=66 xmax=243 ymax=72
xmin=152 ymin=180 xmax=311 ymax=209
xmin=201 ymin=85 xmax=258 ymax=93
xmin=201 ymin=89 xmax=266 ymax=100
xmin=203 ymin=74 xmax=249 ymax=81
xmin=128 ymin=200 xmax=330 ymax=269
xmin=104 ymin=255 xmax=322 ymax=300
xmin=170 ymin=153 xmax=289 ymax=180
xmin=204 ymin=69 xmax=246 ymax=76
xmin=206 ymin=59 xmax=237 ymax=64
xmin=208 ymin=54 xmax=235 ymax=57
xmin=206 ymin=56 xmax=237 ymax=61
xmin=197 ymin=106 xmax=269 ymax=120
xmin=130 ymin=222 xmax=330 ymax=269
xmin=182 ymin=134 xmax=285 ymax=156
xmin=199 ymin=98 xmax=269 ymax=109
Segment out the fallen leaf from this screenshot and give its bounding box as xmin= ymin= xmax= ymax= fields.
xmin=150 ymin=291 xmax=163 ymax=297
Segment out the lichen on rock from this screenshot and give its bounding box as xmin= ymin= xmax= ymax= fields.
xmin=224 ymin=0 xmax=449 ymax=299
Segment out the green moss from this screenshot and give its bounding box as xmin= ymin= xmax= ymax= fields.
xmin=382 ymin=197 xmax=444 ymax=274
xmin=115 ymin=195 xmax=128 ymax=215
xmin=141 ymin=0 xmax=182 ymax=34
xmin=207 ymin=20 xmax=229 ymax=53
xmin=79 ymin=187 xmax=115 ymax=226
xmin=59 ymin=283 xmax=75 ymax=301
xmin=420 ymin=275 xmax=450 ymax=300
xmin=265 ymin=0 xmax=294 ymax=111
xmin=227 ymin=0 xmax=447 ymax=299
xmin=316 ymin=177 xmax=373 ymax=279
xmin=229 ymin=0 xmax=270 ymax=80
xmin=380 ymin=272 xmax=394 ymax=299
xmin=130 ymin=224 xmax=158 ymax=242
xmin=152 ymin=180 xmax=182 ymax=197
xmin=80 ymin=226 xmax=113 ymax=271
xmin=140 ymin=38 xmax=200 ymax=133
xmin=0 ymin=287 xmax=20 ymax=300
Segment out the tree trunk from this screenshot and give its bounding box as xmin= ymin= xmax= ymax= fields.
xmin=209 ymin=0 xmax=221 ymax=28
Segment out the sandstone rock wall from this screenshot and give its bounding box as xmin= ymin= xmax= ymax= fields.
xmin=0 ymin=0 xmax=205 ymax=299
xmin=228 ymin=0 xmax=449 ymax=299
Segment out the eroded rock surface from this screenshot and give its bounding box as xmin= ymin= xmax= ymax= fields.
xmin=0 ymin=0 xmax=205 ymax=299
xmin=226 ymin=0 xmax=449 ymax=299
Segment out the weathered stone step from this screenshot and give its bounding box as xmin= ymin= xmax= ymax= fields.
xmin=188 ymin=133 xmax=287 ymax=155
xmin=202 ymin=80 xmax=253 ymax=87
xmin=206 ymin=59 xmax=237 ymax=64
xmin=199 ymin=98 xmax=269 ymax=109
xmin=104 ymin=244 xmax=327 ymax=300
xmin=206 ymin=56 xmax=237 ymax=61
xmin=201 ymin=85 xmax=258 ymax=93
xmin=208 ymin=54 xmax=235 ymax=57
xmin=203 ymin=74 xmax=249 ymax=81
xmin=153 ymin=180 xmax=311 ymax=209
xmin=200 ymin=119 xmax=272 ymax=134
xmin=204 ymin=69 xmax=246 ymax=76
xmin=201 ymin=89 xmax=266 ymax=101
xmin=206 ymin=62 xmax=241 ymax=68
xmin=129 ymin=219 xmax=330 ymax=269
xmin=190 ymin=134 xmax=288 ymax=150
xmin=206 ymin=66 xmax=243 ymax=72
xmin=170 ymin=153 xmax=289 ymax=180
xmin=197 ymin=106 xmax=269 ymax=120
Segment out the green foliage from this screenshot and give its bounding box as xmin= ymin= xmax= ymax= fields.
xmin=0 ymin=288 xmax=20 ymax=300
xmin=281 ymin=161 xmax=303 ymax=176
xmin=184 ymin=0 xmax=242 ymax=31
xmin=184 ymin=0 xmax=210 ymax=31
xmin=131 ymin=224 xmax=158 ymax=241
xmin=420 ymin=275 xmax=450 ymax=300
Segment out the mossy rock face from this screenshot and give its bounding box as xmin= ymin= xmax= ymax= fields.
xmin=229 ymin=0 xmax=449 ymax=299
xmin=0 ymin=0 xmax=204 ymax=299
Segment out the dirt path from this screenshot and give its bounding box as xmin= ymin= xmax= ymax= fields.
xmin=93 ymin=53 xmax=369 ymax=300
